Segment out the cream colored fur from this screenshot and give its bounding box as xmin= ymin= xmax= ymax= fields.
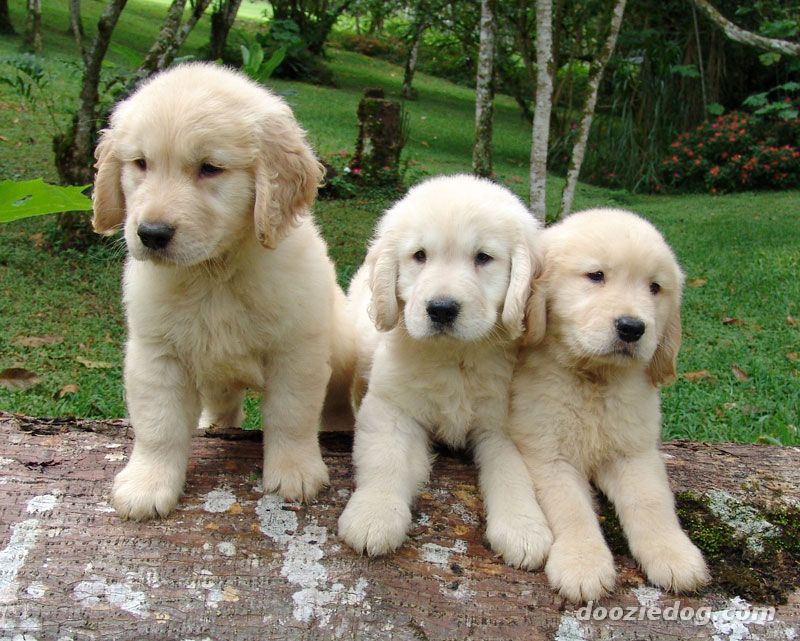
xmin=507 ymin=208 xmax=709 ymax=601
xmin=338 ymin=175 xmax=552 ymax=568
xmin=92 ymin=63 xmax=356 ymax=520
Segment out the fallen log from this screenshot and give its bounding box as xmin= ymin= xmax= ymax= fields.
xmin=0 ymin=412 xmax=798 ymax=640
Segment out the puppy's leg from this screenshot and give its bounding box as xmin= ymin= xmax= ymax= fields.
xmin=199 ymin=385 xmax=246 ymax=430
xmin=529 ymin=459 xmax=617 ymax=602
xmin=112 ymin=341 xmax=200 ymax=520
xmin=338 ymin=394 xmax=431 ymax=556
xmin=261 ymin=342 xmax=330 ymax=502
xmin=596 ymin=452 xmax=710 ymax=593
xmin=473 ymin=428 xmax=552 ymax=569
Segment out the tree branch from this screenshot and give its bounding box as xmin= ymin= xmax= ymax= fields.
xmin=690 ymin=0 xmax=800 ymax=57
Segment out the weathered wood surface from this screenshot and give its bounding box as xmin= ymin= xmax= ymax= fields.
xmin=0 ymin=412 xmax=798 ymax=641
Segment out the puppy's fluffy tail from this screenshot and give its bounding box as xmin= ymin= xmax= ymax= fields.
xmin=322 ymin=285 xmax=358 ymax=431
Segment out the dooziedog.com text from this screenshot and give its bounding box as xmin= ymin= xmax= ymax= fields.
xmin=575 ymin=601 xmax=776 ymax=625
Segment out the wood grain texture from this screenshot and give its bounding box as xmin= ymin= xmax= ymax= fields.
xmin=0 ymin=412 xmax=798 ymax=640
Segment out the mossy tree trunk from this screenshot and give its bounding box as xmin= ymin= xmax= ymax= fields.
xmin=1 ymin=413 xmax=798 ymax=639
xmin=23 ymin=0 xmax=41 ymax=54
xmin=528 ymin=0 xmax=554 ymax=223
xmin=135 ymin=0 xmax=212 ymax=83
xmin=401 ymin=20 xmax=427 ymax=100
xmin=69 ymin=0 xmax=86 ymax=62
xmin=54 ymin=0 xmax=128 ymax=188
xmin=472 ymin=0 xmax=496 ymax=178
xmin=556 ymin=0 xmax=627 ymax=220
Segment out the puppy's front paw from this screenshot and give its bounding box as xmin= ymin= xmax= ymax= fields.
xmin=263 ymin=445 xmax=329 ymax=502
xmin=637 ymin=532 xmax=710 ymax=593
xmin=112 ymin=462 xmax=182 ymax=521
xmin=338 ymin=490 xmax=411 ymax=556
xmin=486 ymin=512 xmax=553 ymax=570
xmin=546 ymin=537 xmax=617 ymax=602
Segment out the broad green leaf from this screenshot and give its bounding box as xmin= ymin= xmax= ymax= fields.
xmin=742 ymin=92 xmax=768 ymax=108
xmin=706 ymin=103 xmax=725 ymax=116
xmin=0 ymin=179 xmax=92 ymax=223
xmin=260 ymin=46 xmax=287 ymax=81
xmin=759 ymin=52 xmax=781 ymax=67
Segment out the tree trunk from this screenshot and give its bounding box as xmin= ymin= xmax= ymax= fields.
xmin=137 ymin=0 xmax=188 ymax=77
xmin=134 ymin=0 xmax=212 ymax=84
xmin=528 ymin=0 xmax=554 ymax=223
xmin=24 ymin=0 xmax=41 ymax=53
xmin=0 ymin=0 xmax=15 ymax=35
xmin=690 ymin=0 xmax=800 ymax=57
xmin=472 ymin=0 xmax=496 ymax=178
xmin=557 ymin=0 xmax=627 ymax=220
xmin=1 ymin=412 xmax=798 ymax=639
xmin=208 ymin=0 xmax=243 ymax=61
xmin=69 ymin=0 xmax=86 ymax=63
xmin=54 ymin=0 xmax=129 ymax=187
xmin=401 ymin=22 xmax=426 ymax=100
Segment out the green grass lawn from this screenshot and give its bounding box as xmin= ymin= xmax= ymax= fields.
xmin=0 ymin=3 xmax=797 ymax=444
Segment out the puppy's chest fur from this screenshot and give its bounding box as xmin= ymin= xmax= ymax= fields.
xmin=124 ymin=260 xmax=283 ymax=389
xmin=515 ymin=347 xmax=661 ymax=474
xmin=383 ymin=336 xmax=516 ymax=449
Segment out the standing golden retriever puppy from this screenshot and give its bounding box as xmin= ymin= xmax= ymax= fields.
xmin=338 ymin=175 xmax=552 ymax=568
xmin=508 ymin=208 xmax=709 ymax=601
xmin=92 ymin=63 xmax=355 ymax=520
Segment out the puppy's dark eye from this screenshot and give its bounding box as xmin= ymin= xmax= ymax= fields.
xmin=413 ymin=249 xmax=426 ymax=264
xmin=475 ymin=252 xmax=493 ymax=266
xmin=199 ymin=163 xmax=223 ymax=178
xmin=133 ymin=158 xmax=147 ymax=171
xmin=586 ymin=271 xmax=605 ymax=283
xmin=650 ymin=282 xmax=662 ymax=295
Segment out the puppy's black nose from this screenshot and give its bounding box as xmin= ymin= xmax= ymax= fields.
xmin=427 ymin=298 xmax=461 ymax=326
xmin=137 ymin=222 xmax=175 ymax=250
xmin=615 ymin=316 xmax=646 ymax=343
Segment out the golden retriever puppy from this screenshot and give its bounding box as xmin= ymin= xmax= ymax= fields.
xmin=508 ymin=208 xmax=709 ymax=601
xmin=92 ymin=63 xmax=355 ymax=520
xmin=338 ymin=175 xmax=552 ymax=568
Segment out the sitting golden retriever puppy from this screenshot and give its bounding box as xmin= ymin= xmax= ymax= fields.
xmin=92 ymin=63 xmax=355 ymax=520
xmin=338 ymin=175 xmax=552 ymax=568
xmin=508 ymin=208 xmax=709 ymax=601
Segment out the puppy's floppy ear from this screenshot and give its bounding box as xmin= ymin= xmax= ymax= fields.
xmin=91 ymin=131 xmax=126 ymax=234
xmin=523 ymin=277 xmax=547 ymax=346
xmin=366 ymin=235 xmax=400 ymax=331
xmin=254 ymin=116 xmax=325 ymax=248
xmin=647 ymin=298 xmax=682 ymax=386
xmin=501 ymin=242 xmax=533 ymax=340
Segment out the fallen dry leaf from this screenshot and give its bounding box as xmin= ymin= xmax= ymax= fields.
xmin=56 ymin=383 xmax=80 ymax=399
xmin=76 ymin=356 xmax=113 ymax=369
xmin=721 ymin=317 xmax=743 ymax=326
xmin=687 ymin=278 xmax=707 ymax=288
xmin=0 ymin=367 xmax=41 ymax=391
xmin=13 ymin=335 xmax=64 ymax=348
xmin=683 ymin=369 xmax=713 ymax=382
xmin=788 ymin=315 xmax=798 ymax=327
xmin=786 ymin=352 xmax=798 ymax=362
xmin=731 ymin=364 xmax=749 ymax=381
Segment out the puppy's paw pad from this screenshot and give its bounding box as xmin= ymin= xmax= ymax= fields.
xmin=546 ymin=539 xmax=617 ymax=603
xmin=111 ymin=464 xmax=181 ymax=521
xmin=640 ymin=536 xmax=710 ymax=592
xmin=486 ymin=514 xmax=553 ymax=570
xmin=338 ymin=491 xmax=411 ymax=556
xmin=263 ymin=452 xmax=329 ymax=503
